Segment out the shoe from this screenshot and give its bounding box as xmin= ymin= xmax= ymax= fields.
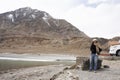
xmin=89 ymin=70 xmax=92 ymax=72
xmin=94 ymin=71 xmax=97 ymax=73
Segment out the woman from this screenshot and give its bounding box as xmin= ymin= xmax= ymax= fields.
xmin=89 ymin=39 xmax=102 ymax=72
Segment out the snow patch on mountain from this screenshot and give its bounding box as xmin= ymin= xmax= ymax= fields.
xmin=7 ymin=14 xmax=14 ymax=22
xmin=23 ymin=13 xmax=26 ymax=16
xmin=53 ymin=20 xmax=59 ymax=27
xmin=31 ymin=14 xmax=36 ymax=19
xmin=42 ymin=13 xmax=50 ymax=26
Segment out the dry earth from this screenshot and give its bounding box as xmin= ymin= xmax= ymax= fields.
xmin=0 ymin=65 xmax=66 ymax=80
xmin=0 ymin=59 xmax=120 ymax=80
xmin=54 ymin=60 xmax=120 ymax=80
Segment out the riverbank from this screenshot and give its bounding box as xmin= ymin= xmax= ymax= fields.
xmin=0 ymin=60 xmax=75 ymax=71
xmin=0 ymin=60 xmax=120 ymax=80
xmin=0 ymin=65 xmax=67 ymax=80
xmin=54 ymin=60 xmax=120 ymax=80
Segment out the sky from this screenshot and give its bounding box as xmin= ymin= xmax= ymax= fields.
xmin=0 ymin=0 xmax=120 ymax=39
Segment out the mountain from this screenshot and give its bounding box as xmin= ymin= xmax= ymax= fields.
xmin=0 ymin=7 xmax=88 ymax=39
xmin=0 ymin=7 xmax=90 ymax=54
xmin=110 ymin=37 xmax=120 ymax=41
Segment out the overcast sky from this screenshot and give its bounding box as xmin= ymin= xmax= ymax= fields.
xmin=0 ymin=0 xmax=120 ymax=39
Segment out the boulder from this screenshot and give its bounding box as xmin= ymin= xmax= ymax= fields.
xmin=76 ymin=57 xmax=102 ymax=70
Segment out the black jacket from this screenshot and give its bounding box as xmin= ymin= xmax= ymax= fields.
xmin=90 ymin=43 xmax=102 ymax=54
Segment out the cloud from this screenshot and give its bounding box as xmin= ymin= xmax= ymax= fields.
xmin=88 ymin=0 xmax=120 ymax=4
xmin=63 ymin=2 xmax=120 ymax=38
xmin=88 ymin=0 xmax=108 ymax=4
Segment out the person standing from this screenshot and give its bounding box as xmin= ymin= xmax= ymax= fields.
xmin=89 ymin=39 xmax=102 ymax=72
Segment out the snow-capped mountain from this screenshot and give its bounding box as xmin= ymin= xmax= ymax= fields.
xmin=0 ymin=7 xmax=90 ymax=53
xmin=0 ymin=7 xmax=88 ymax=39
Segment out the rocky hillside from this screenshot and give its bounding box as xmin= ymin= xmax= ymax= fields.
xmin=0 ymin=7 xmax=90 ymax=54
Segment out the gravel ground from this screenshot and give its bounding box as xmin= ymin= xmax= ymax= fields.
xmin=0 ymin=65 xmax=66 ymax=80
xmin=0 ymin=60 xmax=120 ymax=80
xmin=55 ymin=60 xmax=120 ymax=80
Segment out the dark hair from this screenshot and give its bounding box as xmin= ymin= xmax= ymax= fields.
xmin=91 ymin=42 xmax=94 ymax=45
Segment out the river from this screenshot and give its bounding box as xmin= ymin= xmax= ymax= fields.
xmin=0 ymin=53 xmax=76 ymax=61
xmin=0 ymin=53 xmax=76 ymax=71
